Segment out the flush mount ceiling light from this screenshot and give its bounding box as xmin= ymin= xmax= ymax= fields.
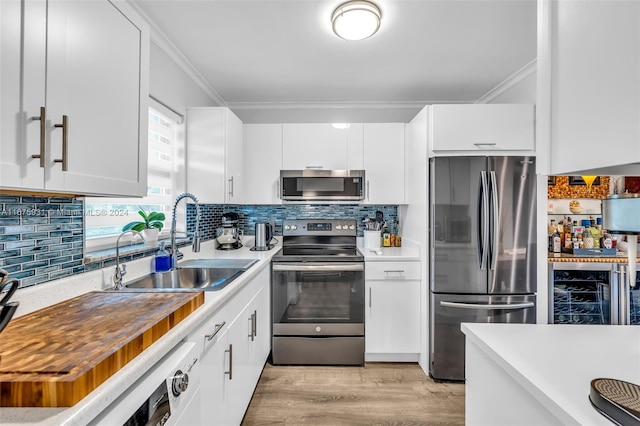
xmin=332 ymin=1 xmax=381 ymax=41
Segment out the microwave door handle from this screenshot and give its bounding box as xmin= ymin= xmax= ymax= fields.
xmin=489 ymin=170 xmax=499 ymax=271
xmin=477 ymin=171 xmax=489 ymax=270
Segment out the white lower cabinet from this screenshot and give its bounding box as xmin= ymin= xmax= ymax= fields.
xmin=365 ymin=261 xmax=421 ymax=362
xmin=195 ymin=266 xmax=270 ymax=425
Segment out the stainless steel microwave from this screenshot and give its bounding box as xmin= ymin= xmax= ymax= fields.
xmin=280 ymin=170 xmax=365 ymax=201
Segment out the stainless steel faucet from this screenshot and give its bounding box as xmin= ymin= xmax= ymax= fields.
xmin=113 ymin=230 xmax=143 ymax=290
xmin=169 ymin=192 xmax=202 ymax=270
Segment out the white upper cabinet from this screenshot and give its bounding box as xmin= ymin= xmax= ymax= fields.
xmin=430 ymin=104 xmax=535 ymax=154
xmin=186 ymin=107 xmax=244 ymax=204
xmin=282 ymin=123 xmax=363 ymax=170
xmin=243 ymin=124 xmax=283 ymax=204
xmin=0 ymin=0 xmax=149 ymax=196
xmin=539 ymin=0 xmax=640 ymax=175
xmin=363 ymin=123 xmax=405 ymax=204
xmin=225 ymin=110 xmax=243 ymax=203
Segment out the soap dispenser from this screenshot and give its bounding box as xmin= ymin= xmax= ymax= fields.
xmin=155 ymin=242 xmax=171 ymax=272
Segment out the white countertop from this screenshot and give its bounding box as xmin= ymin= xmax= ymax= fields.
xmin=358 ymin=239 xmax=420 ymax=261
xmin=0 ymin=238 xmax=281 ymax=426
xmin=462 ymin=323 xmax=640 ymax=426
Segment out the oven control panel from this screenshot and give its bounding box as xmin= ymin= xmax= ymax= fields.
xmin=282 ymin=219 xmax=357 ymax=236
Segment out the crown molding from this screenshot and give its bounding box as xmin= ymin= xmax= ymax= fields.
xmin=475 ymin=59 xmax=537 ymax=104
xmin=128 ymin=1 xmax=227 ymax=106
xmin=227 ymin=100 xmax=471 ymax=110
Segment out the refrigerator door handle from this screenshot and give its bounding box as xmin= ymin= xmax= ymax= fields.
xmin=489 ymin=170 xmax=499 ymax=271
xmin=440 ymin=301 xmax=535 ymax=310
xmin=477 ymin=171 xmax=490 ymax=270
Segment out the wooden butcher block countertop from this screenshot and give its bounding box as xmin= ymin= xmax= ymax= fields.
xmin=0 ymin=291 xmax=204 ymax=408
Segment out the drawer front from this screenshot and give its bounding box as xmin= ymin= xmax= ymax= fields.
xmin=365 ymin=261 xmax=421 ymax=281
xmin=190 ymin=305 xmax=228 ymax=356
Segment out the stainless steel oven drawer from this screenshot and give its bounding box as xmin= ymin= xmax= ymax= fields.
xmin=273 ymin=323 xmax=364 ymax=336
xmin=272 ymin=336 xmax=364 ymax=365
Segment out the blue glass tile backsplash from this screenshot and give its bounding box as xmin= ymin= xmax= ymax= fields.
xmin=1 ymin=195 xmax=397 ymax=289
xmin=0 ymin=195 xmax=84 ymax=288
xmin=188 ymin=204 xmax=398 ymax=237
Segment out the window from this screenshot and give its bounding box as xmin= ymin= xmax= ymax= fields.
xmin=85 ymin=102 xmax=184 ymax=251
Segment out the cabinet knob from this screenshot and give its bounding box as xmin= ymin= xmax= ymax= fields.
xmin=171 ymin=370 xmax=189 ymax=396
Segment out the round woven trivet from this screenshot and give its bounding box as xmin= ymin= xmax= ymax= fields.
xmin=590 ymin=378 xmax=640 ymax=425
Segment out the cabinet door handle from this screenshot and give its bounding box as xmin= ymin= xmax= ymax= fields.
xmin=252 ymin=310 xmax=257 ymax=338
xmin=53 ymin=115 xmax=68 ymax=171
xmin=473 ymin=142 xmax=497 ymax=148
xmin=30 ymin=107 xmax=46 ymax=168
xmin=228 ymin=176 xmax=234 ymax=197
xmin=225 ymin=344 xmax=233 ymax=380
xmin=305 ymin=165 xmax=324 ymax=169
xmin=366 ymin=180 xmax=370 ymax=201
xmin=384 ymin=270 xmax=406 ymax=279
xmin=205 ymin=321 xmax=226 ymax=341
xmin=369 ymin=287 xmax=372 ymax=308
xmin=248 ymin=314 xmax=254 ymax=341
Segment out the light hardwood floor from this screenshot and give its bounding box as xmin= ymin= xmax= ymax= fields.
xmin=242 ymin=363 xmax=465 ymax=426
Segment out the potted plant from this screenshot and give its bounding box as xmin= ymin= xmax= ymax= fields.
xmin=122 ymin=208 xmax=166 ymax=246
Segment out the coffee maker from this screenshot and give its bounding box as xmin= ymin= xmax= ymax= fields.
xmin=215 ymin=212 xmax=243 ymax=250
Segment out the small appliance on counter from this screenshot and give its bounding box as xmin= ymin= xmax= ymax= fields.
xmin=215 ymin=212 xmax=243 ymax=250
xmin=0 ymin=268 xmax=19 ymax=334
xmin=251 ymin=222 xmax=275 ymax=251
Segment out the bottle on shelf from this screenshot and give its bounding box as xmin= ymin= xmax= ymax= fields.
xmin=552 ymin=229 xmax=562 ymax=253
xmin=583 ymin=225 xmax=594 ymax=249
xmin=565 ymin=227 xmax=574 ymax=250
xmin=601 ymin=230 xmax=613 ymax=250
xmin=548 ymin=219 xmax=557 ymax=236
xmin=590 ymin=223 xmax=601 ymax=248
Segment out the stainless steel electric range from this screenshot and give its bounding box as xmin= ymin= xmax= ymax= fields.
xmin=271 ymin=219 xmax=365 ymax=366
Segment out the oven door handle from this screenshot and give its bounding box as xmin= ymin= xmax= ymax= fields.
xmin=272 ymin=263 xmax=364 ymax=272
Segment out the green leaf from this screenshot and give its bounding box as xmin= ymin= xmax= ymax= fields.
xmin=137 ymin=209 xmax=149 ymax=222
xmin=147 ymin=212 xmax=165 ymax=222
xmin=122 ymin=221 xmax=145 ymax=232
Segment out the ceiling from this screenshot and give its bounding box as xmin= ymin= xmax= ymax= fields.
xmin=131 ymin=0 xmax=537 ymax=123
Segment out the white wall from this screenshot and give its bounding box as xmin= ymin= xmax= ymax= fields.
xmin=485 ymin=71 xmax=536 ymax=104
xmin=149 ymin=42 xmax=219 ymax=115
xmin=478 ymin=60 xmax=536 ymax=105
xmin=148 ymin=41 xmax=219 ymax=193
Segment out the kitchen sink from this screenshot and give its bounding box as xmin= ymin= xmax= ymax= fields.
xmin=124 ymin=259 xmax=259 ymax=291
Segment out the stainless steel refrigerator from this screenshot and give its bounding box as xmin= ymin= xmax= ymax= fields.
xmin=429 ymin=156 xmax=537 ymax=381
